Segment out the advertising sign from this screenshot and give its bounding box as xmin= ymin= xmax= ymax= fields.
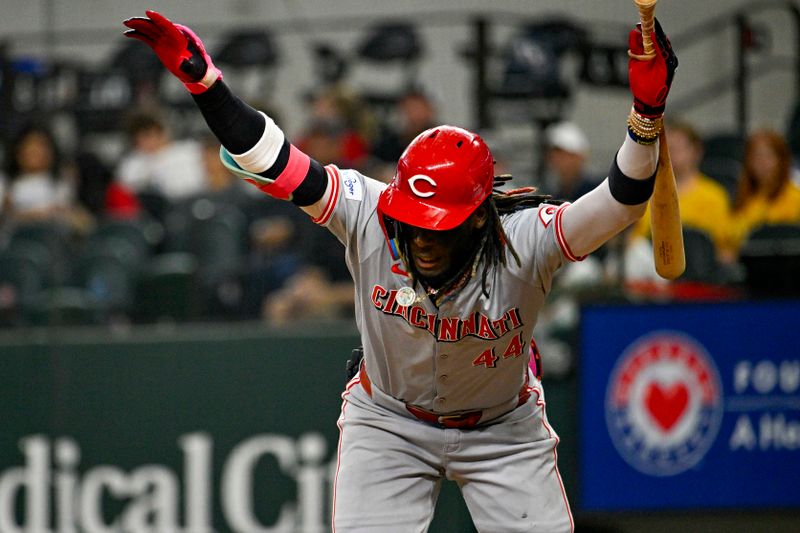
xmin=579 ymin=300 xmax=800 ymax=510
xmin=0 ymin=324 xmax=477 ymax=532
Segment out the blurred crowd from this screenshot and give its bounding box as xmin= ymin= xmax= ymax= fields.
xmin=1 ymin=78 xmax=799 ymax=338
xmin=0 ymin=84 xmax=439 ymax=328
xmin=534 ymin=118 xmax=800 ymax=375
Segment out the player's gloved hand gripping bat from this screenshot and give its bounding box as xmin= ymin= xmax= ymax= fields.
xmin=629 ymin=0 xmax=685 ymax=280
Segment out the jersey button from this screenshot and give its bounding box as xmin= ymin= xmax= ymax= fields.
xmin=439 ymin=375 xmax=448 ymax=382
xmin=440 ymin=353 xmax=448 ymax=359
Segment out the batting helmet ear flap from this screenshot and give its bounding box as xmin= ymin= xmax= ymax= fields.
xmin=378 ymin=213 xmax=401 ymax=260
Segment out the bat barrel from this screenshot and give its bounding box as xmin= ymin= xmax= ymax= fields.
xmin=651 ymin=129 xmax=686 ymax=280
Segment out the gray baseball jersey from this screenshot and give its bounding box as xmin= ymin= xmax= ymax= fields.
xmin=320 ymin=165 xmax=576 ymax=532
xmin=316 ymin=165 xmax=573 ymax=417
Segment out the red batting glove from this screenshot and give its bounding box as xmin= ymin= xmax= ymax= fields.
xmin=628 ymin=18 xmax=678 ymax=118
xmin=123 ymin=10 xmax=222 ymax=94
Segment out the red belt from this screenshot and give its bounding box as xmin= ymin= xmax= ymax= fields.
xmin=358 ymin=364 xmax=529 ymax=429
xmin=405 ymin=404 xmax=483 ymax=429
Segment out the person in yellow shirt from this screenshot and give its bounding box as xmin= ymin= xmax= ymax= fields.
xmin=631 ymin=121 xmax=733 ymax=260
xmin=728 ymin=129 xmax=800 ymax=254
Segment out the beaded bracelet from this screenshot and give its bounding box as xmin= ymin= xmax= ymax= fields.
xmin=626 ymin=110 xmax=663 ymax=145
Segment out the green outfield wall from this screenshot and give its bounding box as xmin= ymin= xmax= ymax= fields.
xmin=1 ymin=321 xmax=572 ymax=532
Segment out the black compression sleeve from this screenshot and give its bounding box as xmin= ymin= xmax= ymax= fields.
xmin=608 ymin=151 xmax=657 ymax=205
xmin=292 ymin=159 xmax=328 ymax=206
xmin=192 ymin=80 xmax=265 ymax=154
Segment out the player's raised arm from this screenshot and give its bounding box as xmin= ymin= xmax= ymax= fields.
xmin=559 ymin=18 xmax=677 ymax=258
xmin=122 ymin=11 xmax=331 ymax=218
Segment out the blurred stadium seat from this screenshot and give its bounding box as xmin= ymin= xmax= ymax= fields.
xmin=72 ymin=238 xmax=141 ymax=317
xmin=699 ymin=155 xmax=741 ymax=201
xmin=702 ymin=131 xmax=746 ymax=162
xmin=33 ymin=286 xmax=101 ymax=327
xmin=215 ymin=29 xmax=279 ymax=67
xmin=700 ymin=131 xmax=746 ymax=200
xmin=0 ymin=243 xmax=50 ymax=325
xmin=680 ymin=227 xmax=721 ymax=284
xmin=739 ymin=223 xmax=800 ymax=296
xmin=136 ymin=191 xmax=173 ymax=224
xmin=164 ymin=199 xmax=249 ymax=319
xmin=89 ymin=218 xmax=162 ymax=263
xmin=496 ymin=18 xmax=586 ymax=100
xmin=8 ymin=222 xmax=74 ymax=285
xmin=134 ymin=252 xmax=202 ymax=322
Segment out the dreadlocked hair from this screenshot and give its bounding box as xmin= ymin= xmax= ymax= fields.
xmin=395 ymin=174 xmax=563 ymax=302
xmin=474 ymin=174 xmax=563 ymax=296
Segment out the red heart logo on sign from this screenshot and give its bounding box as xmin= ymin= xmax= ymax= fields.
xmin=645 ymin=382 xmax=689 ymax=432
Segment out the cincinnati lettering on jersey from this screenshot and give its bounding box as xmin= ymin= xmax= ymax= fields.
xmin=371 ymin=284 xmax=523 ymax=342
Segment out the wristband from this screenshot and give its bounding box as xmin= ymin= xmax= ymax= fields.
xmin=626 ymin=109 xmax=662 ymax=146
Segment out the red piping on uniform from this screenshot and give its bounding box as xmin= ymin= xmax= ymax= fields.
xmin=314 ymin=165 xmax=340 ymax=225
xmin=331 ymin=373 xmax=362 ymax=532
xmin=554 ymin=204 xmax=586 ymax=262
xmin=531 ymin=385 xmax=574 ymax=532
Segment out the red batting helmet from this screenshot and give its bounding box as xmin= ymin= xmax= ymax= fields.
xmin=377 ymin=125 xmax=495 ymax=231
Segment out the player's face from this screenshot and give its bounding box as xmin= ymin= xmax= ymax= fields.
xmin=405 ymin=206 xmax=488 ymax=285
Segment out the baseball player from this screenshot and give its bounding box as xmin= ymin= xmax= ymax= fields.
xmin=123 ymin=11 xmax=676 ymax=532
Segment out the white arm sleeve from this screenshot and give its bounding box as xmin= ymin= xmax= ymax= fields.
xmin=229 ymin=112 xmax=285 ymax=172
xmin=560 ymin=134 xmax=658 ymax=258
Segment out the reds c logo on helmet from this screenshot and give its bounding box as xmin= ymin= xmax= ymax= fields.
xmin=408 ymin=174 xmax=437 ymax=198
xmin=377 ymin=125 xmax=495 ymax=231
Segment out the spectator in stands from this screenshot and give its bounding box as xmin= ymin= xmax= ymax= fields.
xmin=243 ymin=91 xmax=359 ymax=321
xmin=4 ymin=122 xmax=93 ymax=233
xmin=631 ymin=120 xmax=733 ymax=261
xmin=240 ymin=196 xmax=353 ymax=322
xmin=72 ymin=151 xmax=141 ymax=220
xmin=541 ymin=121 xmax=599 ymax=202
xmin=294 ymin=87 xmax=366 ymax=283
xmin=241 ymin=215 xmax=308 ymax=318
xmin=262 ymin=265 xmax=354 ymax=325
xmin=371 ymin=88 xmax=438 ymax=166
xmin=115 ymin=108 xmax=207 ymax=205
xmin=297 ymin=119 xmax=362 ymax=170
xmin=728 ymin=129 xmax=800 ymax=254
xmin=296 ymin=85 xmax=373 ymax=170
xmin=198 ymin=134 xmax=257 ymax=210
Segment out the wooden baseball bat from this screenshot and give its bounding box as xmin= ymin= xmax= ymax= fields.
xmin=651 ymin=131 xmax=685 ymax=279
xmin=633 ymin=0 xmax=686 ymax=280
xmin=631 ymin=0 xmax=657 ymax=60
